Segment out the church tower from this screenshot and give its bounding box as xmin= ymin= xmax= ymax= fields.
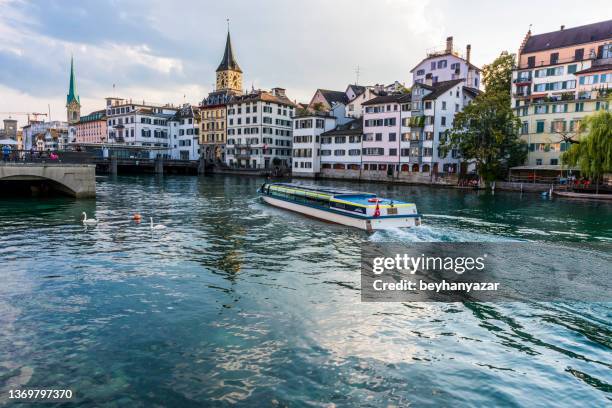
xmin=66 ymin=56 xmax=81 ymax=124
xmin=215 ymin=31 xmax=243 ymax=93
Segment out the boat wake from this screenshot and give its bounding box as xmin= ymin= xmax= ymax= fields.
xmin=369 ymin=225 xmax=523 ymax=243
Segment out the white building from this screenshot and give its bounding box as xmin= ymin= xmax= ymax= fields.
xmin=292 ymin=112 xmax=337 ymax=177
xmin=410 ymin=36 xmax=480 ymax=89
xmin=225 ymin=88 xmax=296 ymax=169
xmin=345 ymin=85 xmax=380 ymax=118
xmin=168 ymin=104 xmax=200 ymax=161
xmin=320 ymin=119 xmax=363 ymax=173
xmin=404 ymin=78 xmax=479 ymax=174
xmin=105 ymin=97 xmax=178 ymax=158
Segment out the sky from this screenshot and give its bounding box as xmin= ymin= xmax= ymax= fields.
xmin=0 ymin=0 xmax=610 ymax=126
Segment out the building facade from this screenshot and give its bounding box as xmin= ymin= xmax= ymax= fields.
xmin=292 ymin=112 xmax=337 ymax=177
xmin=169 ymin=104 xmax=200 ymax=160
xmin=105 ymin=97 xmax=177 ymax=157
xmin=512 ymin=20 xmax=612 ymax=166
xmin=225 ymin=88 xmax=296 ymax=169
xmin=74 ymin=110 xmax=107 ymax=144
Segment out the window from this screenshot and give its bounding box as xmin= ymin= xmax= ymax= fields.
xmin=425 ymin=101 xmax=432 ymax=109
xmin=431 ymin=62 xmax=436 ymax=70
xmin=574 ymin=48 xmax=584 ymax=61
xmin=550 ymin=53 xmax=559 ymax=64
xmin=416 ymin=69 xmax=425 ymax=76
xmin=536 ymin=121 xmax=545 ymax=133
xmin=437 ymin=60 xmax=447 ymax=69
xmin=441 ymin=117 xmax=446 ymax=126
xmin=521 ymin=122 xmax=528 ymax=135
xmin=389 ymin=133 xmax=396 ymax=141
xmin=536 ymin=159 xmax=542 ymax=165
xmin=601 ymin=44 xmax=612 ymax=59
xmin=527 ymin=56 xmax=535 ymax=68
xmin=442 ymin=101 xmax=447 ymax=110
xmin=575 ymin=102 xmax=584 ymax=112
xmin=389 ymin=148 xmax=397 ymax=156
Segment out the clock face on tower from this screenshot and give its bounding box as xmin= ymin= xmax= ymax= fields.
xmin=217 ymin=70 xmax=241 ymax=92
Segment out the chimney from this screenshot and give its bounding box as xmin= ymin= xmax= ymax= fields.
xmin=466 ymin=44 xmax=471 ymax=63
xmin=560 ymin=25 xmax=565 ymax=30
xmin=272 ymin=87 xmax=286 ymax=98
xmin=445 ymin=36 xmax=453 ymax=53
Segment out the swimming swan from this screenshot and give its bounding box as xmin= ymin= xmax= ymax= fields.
xmin=150 ymin=217 xmax=166 ymax=230
xmin=81 ymin=212 xmax=98 ymax=226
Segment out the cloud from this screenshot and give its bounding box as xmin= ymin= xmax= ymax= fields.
xmin=1 ymin=0 xmax=611 ymax=126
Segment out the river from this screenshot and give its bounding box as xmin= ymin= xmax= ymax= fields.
xmin=0 ymin=175 xmax=610 ymax=407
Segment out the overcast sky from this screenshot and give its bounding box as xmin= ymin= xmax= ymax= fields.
xmin=1 ymin=0 xmax=610 ymax=126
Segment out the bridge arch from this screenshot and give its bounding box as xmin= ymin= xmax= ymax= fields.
xmin=0 ymin=164 xmax=96 ymax=198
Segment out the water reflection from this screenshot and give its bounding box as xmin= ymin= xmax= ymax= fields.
xmin=0 ymin=175 xmax=610 ymax=406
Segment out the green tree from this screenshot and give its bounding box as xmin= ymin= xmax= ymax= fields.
xmin=441 ymin=52 xmax=526 ymax=186
xmin=562 ymin=109 xmax=612 ymax=193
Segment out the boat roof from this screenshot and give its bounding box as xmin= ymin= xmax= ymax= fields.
xmin=267 ymin=183 xmax=413 ymax=206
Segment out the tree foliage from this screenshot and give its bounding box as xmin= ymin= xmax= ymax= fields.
xmin=562 ymin=109 xmax=612 ymax=183
xmin=441 ymin=52 xmax=526 ymax=184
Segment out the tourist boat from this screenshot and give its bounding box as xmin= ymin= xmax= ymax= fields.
xmin=258 ymin=183 xmax=421 ymax=231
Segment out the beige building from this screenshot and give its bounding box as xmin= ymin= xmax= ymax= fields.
xmin=512 ymin=20 xmax=612 ymax=166
xmin=200 ymin=30 xmax=243 ymax=162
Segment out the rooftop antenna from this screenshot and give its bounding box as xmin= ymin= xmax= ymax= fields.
xmin=227 ymin=18 xmax=230 ymax=32
xmin=355 ymin=65 xmax=361 ymax=85
xmin=528 ymin=23 xmax=533 ymax=33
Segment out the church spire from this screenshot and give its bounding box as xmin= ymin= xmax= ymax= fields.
xmin=67 ymin=55 xmax=80 ymax=105
xmin=216 ymin=30 xmax=242 ymax=73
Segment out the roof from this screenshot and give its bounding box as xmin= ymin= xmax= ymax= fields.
xmin=422 ymin=79 xmax=465 ymax=100
xmin=361 ymin=93 xmax=410 ymax=106
xmin=522 ymin=20 xmax=612 ymax=54
xmin=292 ymin=111 xmax=335 ymax=119
xmin=462 ymin=86 xmax=481 ymax=99
xmin=67 ymin=56 xmax=80 ymax=105
xmin=346 ymin=84 xmax=366 ymax=97
xmin=170 ymin=105 xmax=195 ymax=120
xmin=78 ymin=110 xmax=106 ymax=123
xmin=318 ymin=89 xmax=349 ymax=105
xmin=229 ymin=90 xmax=297 ymax=107
xmin=216 ymin=31 xmax=242 ymax=73
xmin=574 ymin=63 xmax=612 ymax=75
xmin=321 ymin=119 xmax=363 ymax=136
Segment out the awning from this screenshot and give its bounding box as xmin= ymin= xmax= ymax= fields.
xmin=0 ymin=138 xmax=18 ymax=146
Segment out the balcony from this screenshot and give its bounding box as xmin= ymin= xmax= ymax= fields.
xmin=513 ymin=76 xmax=532 ymax=85
xmin=408 ymin=116 xmax=425 ymax=128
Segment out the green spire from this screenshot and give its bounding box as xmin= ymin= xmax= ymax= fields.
xmin=67 ymin=55 xmax=80 ymax=105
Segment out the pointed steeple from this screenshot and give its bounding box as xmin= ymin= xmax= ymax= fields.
xmin=67 ymin=55 xmax=80 ymax=105
xmin=216 ymin=31 xmax=242 ymax=73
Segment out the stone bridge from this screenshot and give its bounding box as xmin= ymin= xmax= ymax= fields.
xmin=0 ymin=163 xmax=96 ymax=198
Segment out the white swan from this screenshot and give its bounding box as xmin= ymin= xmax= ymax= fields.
xmin=81 ymin=212 xmax=97 ymax=226
xmin=150 ymin=217 xmax=166 ymax=230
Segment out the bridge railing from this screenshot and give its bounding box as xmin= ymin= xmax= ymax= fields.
xmin=0 ymin=150 xmax=96 ymax=164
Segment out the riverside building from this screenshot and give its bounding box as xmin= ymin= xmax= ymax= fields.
xmin=225 ymin=88 xmax=296 ymax=169
xmin=512 ymin=20 xmax=612 ymax=166
xmin=169 ymin=104 xmax=200 ymax=160
xmin=104 ymin=97 xmax=178 ymax=158
xmin=74 ymin=110 xmax=107 ymax=144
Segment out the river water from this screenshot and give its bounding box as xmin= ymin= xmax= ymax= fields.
xmin=0 ymin=175 xmax=610 ymax=407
